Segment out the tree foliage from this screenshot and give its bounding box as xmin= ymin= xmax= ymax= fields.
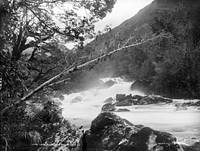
xmin=0 ymin=0 xmax=116 ymax=150
xmin=84 ymin=0 xmax=200 ymax=98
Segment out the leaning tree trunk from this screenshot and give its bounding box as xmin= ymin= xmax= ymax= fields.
xmin=0 ymin=33 xmax=171 ymax=115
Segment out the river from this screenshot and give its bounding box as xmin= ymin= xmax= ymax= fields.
xmin=61 ymin=77 xmax=200 ymax=145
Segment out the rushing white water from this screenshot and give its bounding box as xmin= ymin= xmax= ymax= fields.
xmin=61 ymin=77 xmax=200 ymax=145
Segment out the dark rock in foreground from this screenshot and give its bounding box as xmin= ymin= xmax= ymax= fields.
xmin=37 ymin=113 xmax=200 ymax=151
xmin=85 ymin=112 xmax=181 ymax=151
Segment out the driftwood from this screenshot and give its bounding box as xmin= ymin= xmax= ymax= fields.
xmin=0 ymin=33 xmax=170 ymax=115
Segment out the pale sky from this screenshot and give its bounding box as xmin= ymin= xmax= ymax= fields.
xmin=95 ymin=0 xmax=153 ymax=32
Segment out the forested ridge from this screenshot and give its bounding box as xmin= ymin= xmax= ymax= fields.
xmin=1 ymin=0 xmax=200 ymax=150
xmin=85 ymin=0 xmax=200 ymax=99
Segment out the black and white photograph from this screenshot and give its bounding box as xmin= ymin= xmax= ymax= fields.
xmin=1 ymin=0 xmax=200 ymax=150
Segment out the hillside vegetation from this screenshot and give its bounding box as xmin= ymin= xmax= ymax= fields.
xmin=84 ymin=0 xmax=200 ymax=98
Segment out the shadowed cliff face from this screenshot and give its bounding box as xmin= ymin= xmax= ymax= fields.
xmin=85 ymin=112 xmax=181 ymax=151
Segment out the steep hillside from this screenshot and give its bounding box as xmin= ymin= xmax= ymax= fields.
xmin=85 ymin=0 xmax=199 ymax=55
xmin=82 ymin=0 xmax=200 ymax=98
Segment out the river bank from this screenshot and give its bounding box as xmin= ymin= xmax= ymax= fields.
xmin=61 ymin=77 xmax=200 ymax=146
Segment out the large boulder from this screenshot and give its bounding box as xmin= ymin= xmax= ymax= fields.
xmin=116 ymin=94 xmax=126 ymax=101
xmin=101 ymin=103 xmax=116 ymax=112
xmin=115 ymin=99 xmax=133 ymax=106
xmin=115 ymin=94 xmax=141 ymax=106
xmin=104 ymin=97 xmax=114 ymax=103
xmin=100 ymin=80 xmax=116 ymax=89
xmin=85 ymin=112 xmax=181 ymax=151
xmin=116 ymin=94 xmax=134 ymax=102
xmin=131 ymin=79 xmax=152 ymax=94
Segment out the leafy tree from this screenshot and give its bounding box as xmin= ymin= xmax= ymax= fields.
xmin=0 ymin=0 xmax=116 ymax=150
xmin=149 ymin=2 xmax=200 ymax=98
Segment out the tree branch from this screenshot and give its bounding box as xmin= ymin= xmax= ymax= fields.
xmin=21 ymin=34 xmax=54 ymax=52
xmin=0 ymin=34 xmax=170 ymax=115
xmin=48 ymin=78 xmax=70 ymax=86
xmin=0 ymin=134 xmax=9 ymax=151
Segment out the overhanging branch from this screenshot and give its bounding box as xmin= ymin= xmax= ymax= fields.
xmin=0 ymin=33 xmax=171 ymax=115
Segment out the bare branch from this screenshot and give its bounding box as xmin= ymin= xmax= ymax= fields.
xmin=121 ymin=34 xmax=135 ymax=47
xmin=0 ymin=33 xmax=170 ymax=115
xmin=21 ymin=34 xmax=54 ymax=52
xmin=0 ymin=134 xmax=9 ymax=151
xmin=48 ymin=78 xmax=70 ymax=86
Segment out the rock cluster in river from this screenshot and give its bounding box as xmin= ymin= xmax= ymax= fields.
xmin=182 ymin=101 xmax=200 ymax=107
xmin=174 ymin=101 xmax=200 ymax=111
xmin=115 ymin=94 xmax=173 ymax=106
xmin=85 ymin=112 xmax=182 ymax=151
xmin=101 ymin=94 xmax=173 ymax=112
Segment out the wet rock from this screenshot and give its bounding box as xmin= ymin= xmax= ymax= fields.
xmin=132 ymin=95 xmax=143 ymax=100
xmin=116 ymin=94 xmax=126 ymax=101
xmin=116 ymin=94 xmax=136 ymax=101
xmin=115 ymin=99 xmax=133 ymax=106
xmin=115 ymin=94 xmax=172 ymax=106
xmin=104 ymin=97 xmax=114 ymax=103
xmin=85 ymin=112 xmax=179 ymax=151
xmin=101 ymin=103 xmax=116 ymax=112
xmin=131 ymin=79 xmax=152 ymax=94
xmin=71 ymin=96 xmax=83 ymax=103
xmin=194 ymin=101 xmax=200 ymax=106
xmin=115 ymin=108 xmax=130 ymax=112
xmin=175 ymin=104 xmax=187 ymax=111
xmin=101 ymin=80 xmax=115 ymax=89
xmin=58 ymin=95 xmax=65 ymax=101
xmin=190 ymin=142 xmax=200 ymax=151
xmin=182 ymin=101 xmax=200 ymax=107
xmin=135 ymin=95 xmax=173 ymax=105
xmin=181 ymin=142 xmax=200 ymax=151
xmin=191 ymin=137 xmax=196 ymax=140
xmin=125 ymin=94 xmax=132 ymax=99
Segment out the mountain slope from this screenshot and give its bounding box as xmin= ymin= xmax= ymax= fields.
xmin=82 ymin=0 xmax=200 ymax=98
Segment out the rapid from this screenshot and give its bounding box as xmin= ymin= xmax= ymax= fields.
xmin=61 ymin=77 xmax=200 ymax=145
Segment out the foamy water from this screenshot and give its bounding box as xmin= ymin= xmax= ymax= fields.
xmin=61 ymin=77 xmax=200 ymax=145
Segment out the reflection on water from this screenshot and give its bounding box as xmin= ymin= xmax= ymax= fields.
xmin=61 ymin=77 xmax=200 ymax=145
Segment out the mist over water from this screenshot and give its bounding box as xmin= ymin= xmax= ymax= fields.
xmin=61 ymin=77 xmax=200 ymax=144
